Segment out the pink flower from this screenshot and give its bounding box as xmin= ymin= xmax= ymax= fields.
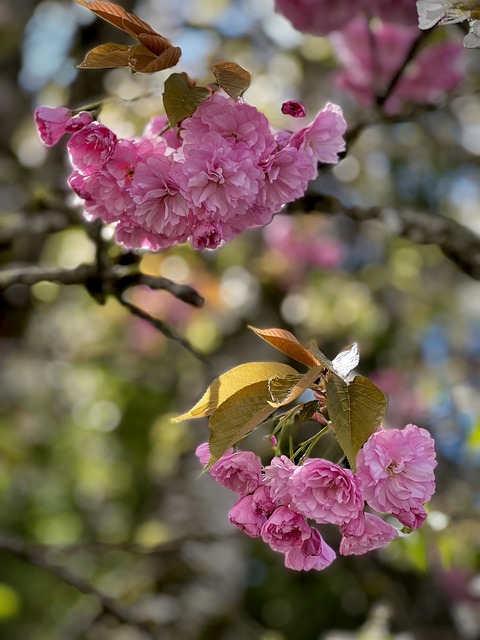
xmin=394 ymin=505 xmax=428 ymax=530
xmin=65 ymin=111 xmax=94 ymax=133
xmin=261 ymin=506 xmax=311 ymax=552
xmin=340 ymin=513 xmax=399 ymax=556
xmin=264 ymin=455 xmax=297 ymax=504
xmin=289 ymin=459 xmax=364 ymax=526
xmin=229 ymin=494 xmax=266 ymax=538
xmin=130 ymin=153 xmax=191 ymax=241
xmin=252 ymin=484 xmax=276 ymax=517
xmin=35 ymin=106 xmax=73 ymax=147
xmin=281 ymin=100 xmax=306 ymax=118
xmin=195 ymin=442 xmax=233 ymax=466
xmin=190 ymin=221 xmax=224 ymax=250
xmin=181 ymin=93 xmax=276 ymax=161
xmin=290 ymin=103 xmax=346 ymax=164
xmin=68 ymin=123 xmax=117 ymax=175
xmin=175 ymin=132 xmax=262 ymax=219
xmin=355 ymin=424 xmax=436 ymax=528
xmin=285 ymin=528 xmax=336 ymax=571
xmin=259 ymin=147 xmax=317 ymax=213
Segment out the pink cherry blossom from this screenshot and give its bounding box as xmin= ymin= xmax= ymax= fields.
xmin=290 ymin=103 xmax=347 ymax=164
xmin=130 ymin=153 xmax=191 ymax=240
xmin=229 ymin=494 xmax=266 ymax=538
xmin=285 ymin=528 xmax=336 ymax=571
xmin=281 ymin=100 xmax=306 ymax=118
xmin=261 ymin=506 xmax=311 ymax=552
xmin=252 ymin=484 xmax=276 ymax=517
xmin=289 ymin=458 xmax=364 ymax=526
xmin=35 ymin=106 xmax=74 ymax=147
xmin=175 ymin=131 xmax=263 ymax=219
xmin=181 ymin=93 xmax=276 ymax=161
xmin=394 ymin=504 xmax=428 ymax=529
xmin=208 ymin=450 xmax=263 ymax=496
xmin=355 ymin=424 xmax=436 ymax=528
xmin=195 ymin=442 xmax=234 ymax=466
xmin=340 ymin=513 xmax=399 ymax=555
xmin=264 ymin=455 xmax=297 ymax=504
xmin=259 ymin=147 xmax=317 ymax=213
xmin=65 ymin=111 xmax=94 ymax=133
xmin=68 ymin=123 xmax=117 ymax=175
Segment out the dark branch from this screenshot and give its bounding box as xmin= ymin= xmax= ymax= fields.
xmin=295 ymin=193 xmax=480 ymax=280
xmin=0 ymin=533 xmax=153 ymax=632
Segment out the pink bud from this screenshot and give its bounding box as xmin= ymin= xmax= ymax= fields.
xmin=281 ymin=100 xmax=306 ymax=118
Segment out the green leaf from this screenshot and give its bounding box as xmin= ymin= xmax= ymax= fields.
xmin=207 ymin=380 xmax=277 ymax=466
xmin=211 ymin=61 xmax=251 ymax=100
xmin=172 ymin=361 xmax=298 ymax=422
xmin=268 ymin=365 xmax=324 ymax=407
xmin=163 ymin=73 xmax=210 ymax=125
xmin=249 ymin=326 xmax=320 ymax=368
xmin=326 ymin=373 xmax=387 ymax=470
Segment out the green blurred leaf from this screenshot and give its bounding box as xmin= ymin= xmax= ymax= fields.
xmin=326 ymin=373 xmax=387 ymax=470
xmin=163 ymin=73 xmax=210 ymax=125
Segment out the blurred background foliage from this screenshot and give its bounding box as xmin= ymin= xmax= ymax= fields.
xmin=1 ymin=0 xmax=480 ymax=638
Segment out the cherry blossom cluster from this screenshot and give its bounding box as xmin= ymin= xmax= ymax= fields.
xmin=197 ymin=424 xmax=436 ymax=571
xmin=34 ymin=95 xmax=346 ymax=251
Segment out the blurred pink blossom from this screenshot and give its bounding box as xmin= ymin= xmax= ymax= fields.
xmin=339 ymin=513 xmax=399 ymax=555
xmin=330 ymin=16 xmax=464 ymax=114
xmin=356 ymin=424 xmax=437 ymax=528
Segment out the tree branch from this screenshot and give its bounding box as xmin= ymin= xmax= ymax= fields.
xmin=295 ymin=193 xmax=480 ymax=280
xmin=0 ymin=533 xmax=154 ymax=633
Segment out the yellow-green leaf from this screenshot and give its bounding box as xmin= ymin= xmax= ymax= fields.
xmin=326 ymin=373 xmax=387 ymax=470
xmin=163 ymin=72 xmax=210 ymax=125
xmin=249 ymin=326 xmax=320 ymax=368
xmin=172 ymin=361 xmax=298 ymax=422
xmin=207 ymin=380 xmax=276 ymax=466
xmin=77 ymin=43 xmax=131 ymax=68
xmin=268 ymin=365 xmax=324 ymax=407
xmin=211 ymin=60 xmax=251 ymax=100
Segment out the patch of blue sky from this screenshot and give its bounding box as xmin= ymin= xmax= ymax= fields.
xmin=20 ymin=1 xmax=79 ymax=92
xmin=174 ymin=28 xmax=220 ymax=77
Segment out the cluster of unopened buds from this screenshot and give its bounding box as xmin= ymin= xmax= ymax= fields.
xmin=35 ymin=95 xmax=346 ymax=252
xmin=197 ymin=424 xmax=436 ymax=571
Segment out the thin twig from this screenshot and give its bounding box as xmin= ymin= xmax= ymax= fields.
xmin=0 ymin=533 xmax=153 ymax=632
xmin=119 ymin=297 xmax=207 ymax=362
xmin=294 ymin=193 xmax=480 ymax=280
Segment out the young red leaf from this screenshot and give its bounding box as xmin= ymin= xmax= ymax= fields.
xmin=75 ymin=0 xmax=157 ymax=36
xmin=249 ymin=326 xmax=320 ymax=368
xmin=77 ymin=43 xmax=131 ymax=69
xmin=211 ymin=61 xmax=251 ymax=100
